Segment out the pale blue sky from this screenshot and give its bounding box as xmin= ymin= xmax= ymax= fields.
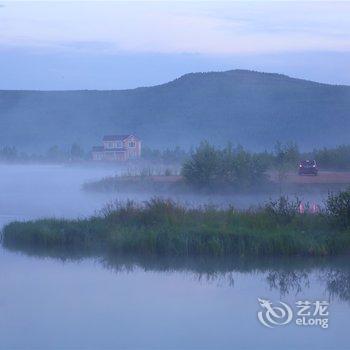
xmin=1 ymin=1 xmax=350 ymax=89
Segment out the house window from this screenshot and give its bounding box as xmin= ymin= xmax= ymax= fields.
xmin=116 ymin=141 xmax=123 ymax=148
xmin=128 ymin=141 xmax=136 ymax=148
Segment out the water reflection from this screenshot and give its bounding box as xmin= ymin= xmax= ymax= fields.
xmin=320 ymin=268 xmax=350 ymax=302
xmin=266 ymin=270 xmax=310 ymax=295
xmin=101 ymin=254 xmax=350 ymax=303
xmin=4 ymin=242 xmax=350 ymax=303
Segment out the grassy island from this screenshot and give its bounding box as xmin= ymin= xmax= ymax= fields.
xmin=3 ymin=192 xmax=350 ymax=257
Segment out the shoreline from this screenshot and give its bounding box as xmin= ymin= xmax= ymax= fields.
xmin=3 ymin=197 xmax=350 ymax=258
xmin=82 ymin=172 xmax=350 ymax=195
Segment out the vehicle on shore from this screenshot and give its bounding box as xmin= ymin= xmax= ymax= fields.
xmin=299 ymin=160 xmax=318 ymax=176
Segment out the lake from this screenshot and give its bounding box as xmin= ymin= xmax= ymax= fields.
xmin=0 ymin=164 xmax=349 ymax=349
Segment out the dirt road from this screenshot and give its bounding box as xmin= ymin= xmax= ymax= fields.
xmin=121 ymin=171 xmax=350 ymax=185
xmin=270 ymin=171 xmax=350 ymax=184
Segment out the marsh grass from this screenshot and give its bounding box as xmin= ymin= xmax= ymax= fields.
xmin=3 ymin=196 xmax=350 ymax=257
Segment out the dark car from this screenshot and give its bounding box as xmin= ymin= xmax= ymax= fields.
xmin=298 ymin=160 xmax=318 ymax=175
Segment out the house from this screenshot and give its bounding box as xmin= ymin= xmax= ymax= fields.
xmin=92 ymin=134 xmax=141 ymax=161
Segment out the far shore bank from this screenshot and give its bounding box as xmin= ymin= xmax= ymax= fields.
xmin=82 ymin=171 xmax=350 ymax=195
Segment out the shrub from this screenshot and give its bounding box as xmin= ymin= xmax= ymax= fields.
xmin=264 ymin=196 xmax=301 ymax=225
xmin=326 ymin=188 xmax=350 ymax=228
xmin=274 ymin=141 xmax=300 ymax=168
xmin=182 ymin=142 xmax=267 ymax=189
xmin=313 ymin=145 xmax=350 ymax=170
xmin=182 ymin=141 xmax=220 ymax=188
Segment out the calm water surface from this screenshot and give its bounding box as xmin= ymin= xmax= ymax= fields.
xmin=0 ymin=164 xmax=349 ymax=349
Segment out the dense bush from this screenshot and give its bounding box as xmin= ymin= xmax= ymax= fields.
xmin=142 ymin=142 xmax=350 ymax=173
xmin=326 ymin=188 xmax=350 ymax=228
xmin=274 ymin=141 xmax=300 ymax=168
xmin=182 ymin=142 xmax=267 ymax=189
xmin=313 ymin=145 xmax=350 ymax=170
xmin=141 ymin=146 xmax=188 ymax=164
xmin=264 ymin=196 xmax=301 ymax=225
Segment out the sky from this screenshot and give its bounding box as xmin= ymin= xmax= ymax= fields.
xmin=0 ymin=1 xmax=350 ymax=89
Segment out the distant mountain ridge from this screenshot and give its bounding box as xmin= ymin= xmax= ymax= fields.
xmin=1 ymin=69 xmax=349 ymax=151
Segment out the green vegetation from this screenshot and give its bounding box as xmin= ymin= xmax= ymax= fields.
xmin=0 ymin=143 xmax=86 ymax=163
xmin=140 ymin=142 xmax=350 ymax=175
xmin=4 ymin=191 xmax=350 ymax=257
xmin=182 ymin=142 xmax=268 ymax=189
xmin=141 ymin=146 xmax=188 ymax=164
xmin=4 ymin=138 xmax=350 ymax=173
xmin=83 ymin=142 xmax=273 ymax=193
xmin=312 ymin=145 xmax=350 ymax=170
xmin=81 ymin=141 xmax=350 ymax=194
xmin=326 ymin=190 xmax=350 ymax=228
xmin=273 ymin=141 xmax=299 ymax=183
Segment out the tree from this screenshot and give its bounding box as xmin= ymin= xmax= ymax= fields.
xmin=182 ymin=142 xmax=267 ymax=189
xmin=274 ymin=141 xmax=300 ymax=191
xmin=70 ymin=143 xmax=85 ymax=160
xmin=182 ymin=141 xmax=220 ymax=188
xmin=46 ymin=145 xmax=65 ymax=162
xmin=0 ymin=146 xmax=18 ymax=161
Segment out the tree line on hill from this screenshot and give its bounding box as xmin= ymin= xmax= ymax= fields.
xmin=2 ymin=70 xmax=350 ymax=151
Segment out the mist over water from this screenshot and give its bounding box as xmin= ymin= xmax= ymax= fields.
xmin=0 ymin=164 xmax=349 ymax=349
xmin=0 ymin=163 xmax=329 ymax=229
xmin=0 ymin=164 xmax=116 ymax=227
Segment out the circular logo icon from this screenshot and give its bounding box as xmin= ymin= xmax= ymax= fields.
xmin=258 ymin=298 xmax=293 ymax=328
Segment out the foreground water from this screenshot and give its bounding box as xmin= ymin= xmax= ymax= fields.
xmin=0 ymin=248 xmax=349 ymax=349
xmin=0 ymin=164 xmax=349 ymax=349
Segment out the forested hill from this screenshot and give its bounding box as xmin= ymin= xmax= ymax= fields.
xmin=1 ymin=69 xmax=349 ymax=151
